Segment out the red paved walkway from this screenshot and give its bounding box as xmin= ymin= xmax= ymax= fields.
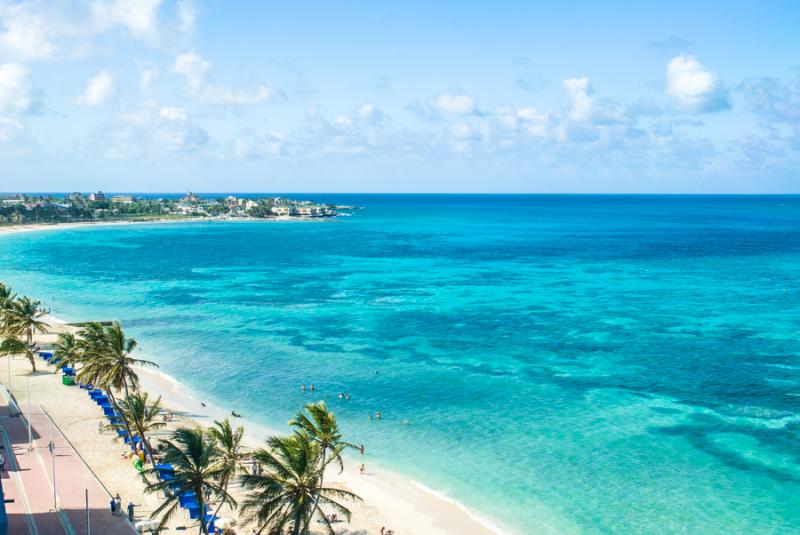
xmin=1 ymin=388 xmax=136 ymax=534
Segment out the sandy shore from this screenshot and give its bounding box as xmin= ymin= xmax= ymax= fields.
xmin=0 ymin=215 xmax=334 ymax=237
xmin=3 ymin=314 xmax=507 ymax=535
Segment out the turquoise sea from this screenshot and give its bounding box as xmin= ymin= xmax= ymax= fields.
xmin=1 ymin=195 xmax=799 ymax=534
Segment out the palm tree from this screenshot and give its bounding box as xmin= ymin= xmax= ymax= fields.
xmin=289 ymin=401 xmax=356 ymax=523
xmin=76 ymin=322 xmax=159 ymax=465
xmin=290 ymin=401 xmax=355 ymax=474
xmin=6 ymin=296 xmax=49 ymax=346
xmin=0 ymin=283 xmax=15 ymax=314
xmin=240 ymin=433 xmax=361 ymax=535
xmin=0 ymin=337 xmax=38 ymax=372
xmin=52 ymin=332 xmax=82 ymax=370
xmin=146 ymin=427 xmax=234 ymax=535
xmin=208 ymin=419 xmax=247 ymax=529
xmin=117 ymin=392 xmax=166 ymax=462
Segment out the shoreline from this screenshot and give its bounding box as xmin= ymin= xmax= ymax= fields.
xmin=26 ymin=306 xmax=511 ymax=535
xmin=134 ymin=365 xmax=510 ymax=535
xmin=0 ymin=215 xmax=335 ymax=236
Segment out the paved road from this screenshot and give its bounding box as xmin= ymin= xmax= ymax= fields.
xmin=1 ymin=389 xmax=136 ymax=534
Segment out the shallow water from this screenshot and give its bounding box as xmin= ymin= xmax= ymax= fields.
xmin=1 ymin=195 xmax=799 ymax=534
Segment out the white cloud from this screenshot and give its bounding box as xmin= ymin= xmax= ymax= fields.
xmin=0 ymin=2 xmax=60 ymax=61
xmin=358 ymin=103 xmax=383 ymax=124
xmin=103 ymin=102 xmax=209 ymax=157
xmin=160 ymin=106 xmax=187 ymax=121
xmin=0 ymin=1 xmax=192 ymax=62
xmin=0 ymin=114 xmax=22 ymax=142
xmin=139 ymin=64 xmax=157 ymax=92
xmin=666 ymin=55 xmax=730 ymax=113
xmin=173 ymin=52 xmax=271 ymax=106
xmin=90 ymin=0 xmax=164 ymax=45
xmin=431 ymin=93 xmax=477 ymax=115
xmin=227 ymin=128 xmax=286 ymax=159
xmin=177 ymin=0 xmax=196 ymax=35
xmin=79 ymin=71 xmax=114 ymax=106
xmin=0 ymin=63 xmax=37 ymax=113
xmin=564 ymin=77 xmax=593 ymax=121
xmin=174 ymin=53 xmax=209 ymax=88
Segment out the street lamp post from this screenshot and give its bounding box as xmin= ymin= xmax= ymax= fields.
xmin=27 ymin=376 xmax=32 ymax=451
xmin=49 ymin=416 xmax=57 ymax=510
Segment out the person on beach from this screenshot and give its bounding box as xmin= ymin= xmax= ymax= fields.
xmin=359 ymin=463 xmax=365 ymax=475
xmin=360 ymin=444 xmax=365 ymax=455
xmin=380 ymin=527 xmax=385 ymax=535
xmin=97 ymin=421 xmax=104 ymax=434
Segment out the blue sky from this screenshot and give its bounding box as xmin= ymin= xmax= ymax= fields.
xmin=0 ymin=1 xmax=798 ymax=193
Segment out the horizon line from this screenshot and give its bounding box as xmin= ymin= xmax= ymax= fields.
xmin=3 ymin=191 xmax=800 ymax=196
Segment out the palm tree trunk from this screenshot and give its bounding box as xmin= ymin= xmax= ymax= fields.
xmin=208 ymin=475 xmax=229 ymax=533
xmin=197 ymin=484 xmax=208 ymax=535
xmin=107 ymin=390 xmax=137 ymax=462
xmin=122 ymin=374 xmax=158 ymax=470
xmin=308 ymin=449 xmax=328 ymax=525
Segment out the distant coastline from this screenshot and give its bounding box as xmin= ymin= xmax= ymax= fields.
xmin=0 ymin=191 xmax=344 ymax=229
xmin=0 ymin=213 xmax=339 ymax=236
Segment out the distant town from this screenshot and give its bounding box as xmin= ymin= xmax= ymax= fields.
xmin=0 ymin=192 xmax=342 ymax=226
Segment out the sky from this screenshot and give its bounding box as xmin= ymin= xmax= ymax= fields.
xmin=0 ymin=1 xmax=799 ymax=193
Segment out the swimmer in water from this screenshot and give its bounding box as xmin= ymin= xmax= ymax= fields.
xmin=310 ymin=384 xmax=316 ymax=392
xmin=301 ymin=384 xmax=306 ymax=392
xmin=375 ymin=411 xmax=382 ymax=420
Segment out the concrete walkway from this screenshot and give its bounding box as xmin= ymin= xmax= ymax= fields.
xmin=0 ymin=389 xmax=136 ymax=534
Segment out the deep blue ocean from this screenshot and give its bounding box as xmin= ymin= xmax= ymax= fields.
xmin=1 ymin=195 xmax=799 ymax=534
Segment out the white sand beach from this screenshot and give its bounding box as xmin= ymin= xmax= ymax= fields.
xmin=1 ymin=313 xmax=506 ymax=535
xmin=0 ymin=214 xmax=334 ymax=237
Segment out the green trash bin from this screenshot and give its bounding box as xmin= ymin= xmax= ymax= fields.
xmin=62 ymin=375 xmax=75 ymax=386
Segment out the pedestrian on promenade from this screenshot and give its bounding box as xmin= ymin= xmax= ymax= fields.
xmin=127 ymin=501 xmax=135 ymax=521
xmin=114 ymin=494 xmax=122 ymax=515
xmin=0 ymin=452 xmax=5 ymax=471
xmin=109 ymin=497 xmax=116 ymax=515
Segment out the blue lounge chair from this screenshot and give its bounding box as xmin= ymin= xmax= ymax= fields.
xmin=179 ymin=491 xmax=197 ymax=507
xmin=186 ymin=503 xmax=203 ymax=520
xmin=205 ymin=513 xmax=219 ymax=533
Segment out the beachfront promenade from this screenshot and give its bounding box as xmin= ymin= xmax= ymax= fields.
xmin=0 ymin=388 xmax=135 ymax=534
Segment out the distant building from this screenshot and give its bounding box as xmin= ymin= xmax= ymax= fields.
xmin=89 ymin=191 xmax=106 ymax=201
xmin=244 ymin=200 xmax=258 ymax=210
xmin=296 ymin=206 xmax=324 ymax=217
xmin=111 ymin=195 xmax=134 ymax=204
xmin=225 ymin=195 xmax=238 ymax=207
xmin=182 ymin=191 xmax=200 ymax=203
xmin=271 ymin=206 xmax=293 ymax=216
